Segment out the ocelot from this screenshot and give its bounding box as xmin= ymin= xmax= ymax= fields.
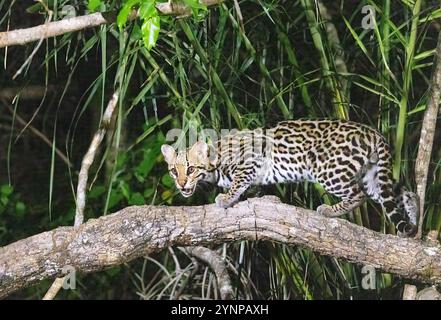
xmin=161 ymin=119 xmax=419 ymax=237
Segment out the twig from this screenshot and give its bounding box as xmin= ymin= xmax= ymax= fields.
xmin=181 ymin=246 xmax=234 ymax=300
xmin=12 ymin=1 xmax=53 ymax=80
xmin=42 ymin=91 xmax=119 ymax=300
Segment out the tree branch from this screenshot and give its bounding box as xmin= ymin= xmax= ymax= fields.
xmin=402 ymin=30 xmax=441 ymax=300
xmin=0 ymin=196 xmax=440 ymax=299
xmin=42 ymin=91 xmax=119 ymax=300
xmin=415 ymin=30 xmax=441 ymax=238
xmin=0 ymin=0 xmax=225 ymax=48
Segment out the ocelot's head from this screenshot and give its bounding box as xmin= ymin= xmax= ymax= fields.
xmin=161 ymin=141 xmax=209 ymax=197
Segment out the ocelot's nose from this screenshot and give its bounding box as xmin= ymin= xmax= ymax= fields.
xmin=177 ymin=179 xmax=187 ymax=188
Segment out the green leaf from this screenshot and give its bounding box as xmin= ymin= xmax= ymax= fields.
xmin=342 ymin=16 xmax=375 ymax=66
xmin=88 ymin=0 xmax=102 ymax=12
xmin=134 ymin=172 xmax=145 ymax=183
xmin=15 ymin=202 xmax=26 ymax=217
xmin=117 ymin=6 xmax=131 ymax=30
xmin=117 ymin=0 xmax=140 ymax=30
xmin=131 ymin=21 xmax=143 ymax=41
xmin=26 ymin=2 xmax=44 ymax=13
xmin=414 ymin=49 xmax=436 ymax=61
xmin=141 ymin=16 xmax=160 ymax=50
xmin=144 ymin=188 xmax=155 ymax=198
xmin=139 ymin=1 xmax=157 ymax=20
xmin=161 ymin=190 xmax=173 ymax=201
xmin=26 ymin=0 xmax=53 ymax=13
xmin=120 ymin=181 xmax=131 ymax=200
xmin=419 ymin=8 xmax=441 ymax=23
xmin=117 ymin=152 xmax=128 ymax=167
xmin=0 ymin=185 xmax=13 ymax=196
xmin=129 ymin=192 xmax=145 ymax=205
xmin=105 ymin=266 xmax=122 ymax=277
xmin=89 ymin=185 xmax=106 ymax=199
xmin=0 ymin=196 xmax=9 ymax=207
xmin=136 ymin=147 xmax=160 ymax=177
xmin=182 ymin=0 xmax=208 ymax=20
xmin=108 ymin=190 xmax=124 ymax=210
xmin=161 ymin=174 xmax=174 ymax=188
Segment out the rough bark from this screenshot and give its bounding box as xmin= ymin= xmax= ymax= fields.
xmin=415 ymin=30 xmax=441 ymax=238
xmin=402 ymin=30 xmax=441 ymax=299
xmin=0 ymin=196 xmax=440 ymax=299
xmin=0 ymin=0 xmax=225 ymax=48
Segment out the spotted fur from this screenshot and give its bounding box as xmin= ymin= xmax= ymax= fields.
xmin=161 ymin=119 xmax=419 ymax=237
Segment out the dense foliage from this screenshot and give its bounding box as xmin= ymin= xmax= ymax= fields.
xmin=0 ymin=0 xmax=440 ymax=299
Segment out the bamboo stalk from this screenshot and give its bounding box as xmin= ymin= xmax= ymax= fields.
xmin=393 ymin=0 xmax=422 ymax=180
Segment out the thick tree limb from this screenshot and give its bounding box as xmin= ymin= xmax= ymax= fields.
xmin=1 ymin=196 xmax=440 ymax=299
xmin=0 ymin=0 xmax=225 ymax=48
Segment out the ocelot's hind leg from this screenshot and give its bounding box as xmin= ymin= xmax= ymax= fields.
xmin=317 ymin=189 xmax=366 ymax=217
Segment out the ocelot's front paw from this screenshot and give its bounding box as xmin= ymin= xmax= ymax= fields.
xmin=316 ymin=204 xmax=335 ymax=217
xmin=215 ymin=193 xmax=235 ymax=209
xmin=397 ymin=222 xmax=418 ymax=238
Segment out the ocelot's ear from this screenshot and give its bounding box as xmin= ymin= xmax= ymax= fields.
xmin=188 ymin=141 xmax=209 ymax=164
xmin=161 ymin=144 xmax=176 ymax=164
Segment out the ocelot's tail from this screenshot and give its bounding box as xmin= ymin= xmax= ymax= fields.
xmin=394 ymin=184 xmax=420 ymax=235
xmin=359 ymin=139 xmax=419 ymax=237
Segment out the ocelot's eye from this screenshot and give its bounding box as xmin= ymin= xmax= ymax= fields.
xmin=187 ymin=166 xmax=195 ymax=174
xmin=170 ymin=168 xmax=178 ymax=176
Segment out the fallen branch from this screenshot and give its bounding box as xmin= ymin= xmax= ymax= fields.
xmin=0 ymin=0 xmax=225 ymax=48
xmin=0 ymin=196 xmax=440 ymax=299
